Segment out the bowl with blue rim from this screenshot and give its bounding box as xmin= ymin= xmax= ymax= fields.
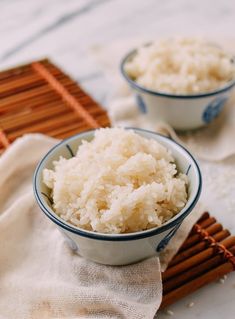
xmin=120 ymin=44 xmax=235 ymax=130
xmin=33 ymin=128 xmax=202 ymax=265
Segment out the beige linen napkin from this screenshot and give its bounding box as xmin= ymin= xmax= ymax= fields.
xmin=92 ymin=37 xmax=235 ymax=162
xmin=0 ymin=134 xmax=202 ymax=319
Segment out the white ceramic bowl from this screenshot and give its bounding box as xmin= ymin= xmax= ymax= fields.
xmin=121 ymin=48 xmax=235 ymax=130
xmin=34 ymin=128 xmax=202 ymax=265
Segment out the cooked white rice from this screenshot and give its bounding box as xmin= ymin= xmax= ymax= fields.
xmin=125 ymin=37 xmax=235 ymax=94
xmin=43 ymin=128 xmax=188 ymax=234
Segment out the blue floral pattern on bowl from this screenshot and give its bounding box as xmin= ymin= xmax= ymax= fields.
xmin=136 ymin=94 xmax=147 ymax=114
xmin=202 ymin=96 xmax=228 ymax=124
xmin=62 ymin=231 xmax=79 ymax=252
xmin=66 ymin=144 xmax=75 ymax=157
xmin=156 ymin=222 xmax=182 ymax=252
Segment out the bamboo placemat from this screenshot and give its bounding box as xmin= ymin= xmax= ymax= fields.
xmin=161 ymin=212 xmax=235 ymax=308
xmin=0 ymin=59 xmax=110 ymax=153
xmin=0 ymin=60 xmax=234 ymax=308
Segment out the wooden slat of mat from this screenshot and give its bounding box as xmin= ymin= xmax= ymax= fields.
xmin=0 ymin=60 xmax=234 ymax=308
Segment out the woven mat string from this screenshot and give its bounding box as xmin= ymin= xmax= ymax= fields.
xmin=194 ymin=223 xmax=235 ymax=270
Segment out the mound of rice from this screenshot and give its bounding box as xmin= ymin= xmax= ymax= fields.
xmin=43 ymin=128 xmax=188 ymax=234
xmin=125 ymin=37 xmax=235 ymax=94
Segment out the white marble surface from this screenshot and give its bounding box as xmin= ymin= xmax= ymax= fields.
xmin=1 ymin=0 xmax=235 ymax=318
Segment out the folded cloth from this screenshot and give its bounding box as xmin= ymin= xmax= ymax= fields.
xmin=0 ymin=134 xmax=203 ymax=319
xmin=92 ymin=37 xmax=235 ymax=162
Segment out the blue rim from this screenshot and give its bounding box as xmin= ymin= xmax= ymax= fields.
xmin=120 ymin=48 xmax=235 ymax=99
xmin=33 ymin=128 xmax=202 ymax=241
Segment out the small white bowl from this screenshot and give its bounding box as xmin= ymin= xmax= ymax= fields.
xmin=121 ymin=48 xmax=235 ymax=130
xmin=34 ymin=128 xmax=202 ymax=265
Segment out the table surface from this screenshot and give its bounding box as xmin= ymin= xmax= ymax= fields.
xmin=1 ymin=1 xmax=235 ymax=318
